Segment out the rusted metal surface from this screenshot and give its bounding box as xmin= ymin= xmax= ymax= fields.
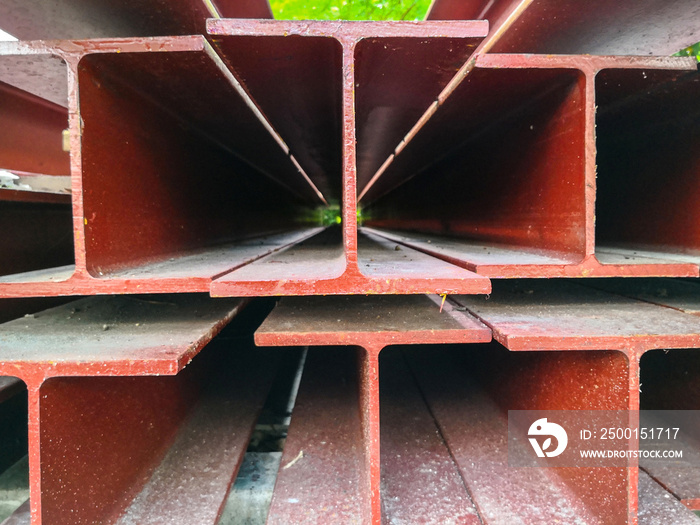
xmin=595 ymin=69 xmax=700 ymax=267
xmin=0 ymin=295 xmax=255 ymax=524
xmin=638 ymin=471 xmax=700 ymax=525
xmin=257 ymin=294 xmax=490 ymax=524
xmin=209 ymin=34 xmax=343 ymax=202
xmin=206 ymin=20 xmax=490 ymax=298
xmin=406 ymin=345 xmax=630 ymax=524
xmin=453 ymin=280 xmax=700 ymax=352
xmin=255 ymin=293 xmax=490 ymax=348
xmin=0 ymin=82 xmax=68 ymax=177
xmin=354 ymin=35 xmax=483 ymax=192
xmin=379 ymin=349 xmax=480 ymax=524
xmin=115 ymin=350 xmax=277 ymax=524
xmin=266 ymin=347 xmax=368 ymax=525
xmin=0 ymin=295 xmax=246 ymax=380
xmin=39 ymin=345 xmax=276 ymax=524
xmin=490 ymin=0 xmax=700 ymax=55
xmin=78 ymin=39 xmax=323 ymax=276
xmin=212 ymin=228 xmax=491 ymax=296
xmin=0 ymin=0 xmax=272 ymax=40
xmin=361 ymin=54 xmax=700 ymax=278
xmin=0 ymin=55 xmax=68 ymax=109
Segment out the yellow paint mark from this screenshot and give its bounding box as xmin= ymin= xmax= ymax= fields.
xmin=84 ymin=218 xmax=88 ymax=225
xmin=439 ymin=293 xmax=447 ymax=313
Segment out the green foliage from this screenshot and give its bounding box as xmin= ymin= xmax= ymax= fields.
xmin=674 ymin=41 xmax=700 ymax=62
xmin=270 ymin=0 xmax=432 ymax=21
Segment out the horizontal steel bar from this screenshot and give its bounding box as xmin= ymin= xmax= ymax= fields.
xmin=212 ymin=228 xmax=491 ymax=296
xmin=255 ymin=294 xmax=490 ymax=348
xmin=207 ymin=19 xmax=489 ymax=40
xmin=0 ymin=295 xmax=246 ymax=381
xmin=453 ymin=280 xmax=700 ymax=352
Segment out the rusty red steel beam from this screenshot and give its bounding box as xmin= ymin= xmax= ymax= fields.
xmin=0 ymin=295 xmax=246 ymax=381
xmin=210 ymin=227 xmax=490 ymax=296
xmin=0 ymin=294 xmax=249 ymax=524
xmin=0 ymin=0 xmax=272 ymax=40
xmin=379 ymin=349 xmax=481 ymax=524
xmin=206 ymin=19 xmax=491 ymax=297
xmin=0 ymin=53 xmax=68 ymax=109
xmin=0 ymin=36 xmax=344 ymax=297
xmin=41 ymin=344 xmax=278 ymax=525
xmin=405 ymin=344 xmax=631 ymax=524
xmin=265 ymin=347 xmax=369 ymax=525
xmin=0 ymin=32 xmax=491 ymax=298
xmin=452 ymin=280 xmax=700 ymax=354
xmin=361 ymin=53 xmax=699 ymax=278
xmin=255 ymin=294 xmax=491 ymax=524
xmin=0 ymin=82 xmax=69 ymax=177
xmin=452 ymin=280 xmax=700 ymax=522
xmin=113 ymin=350 xmax=278 ymax=524
xmin=207 ymin=21 xmax=486 ymax=202
xmin=426 ymin=0 xmax=700 ymax=55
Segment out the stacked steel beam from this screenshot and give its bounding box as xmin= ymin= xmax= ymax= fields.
xmin=0 ymin=0 xmax=699 ymax=523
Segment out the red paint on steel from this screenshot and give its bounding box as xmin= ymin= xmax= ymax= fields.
xmin=255 ymin=294 xmax=491 ymax=349
xmin=78 ymin=43 xmax=320 ymax=276
xmin=256 ymin=294 xmax=490 ymax=523
xmin=453 ymin=280 xmax=700 ymax=352
xmin=210 ymin=35 xmax=343 ymax=201
xmin=115 ymin=349 xmax=279 ymax=524
xmin=0 ymin=82 xmax=69 ymax=176
xmin=212 ymin=228 xmax=491 ymax=296
xmin=490 ymin=0 xmax=700 ymax=55
xmin=266 ymin=347 xmax=368 ymax=525
xmin=406 ymin=345 xmax=630 ymax=524
xmin=362 ymin=65 xmax=588 ymax=255
xmin=595 ymin=69 xmax=700 ymax=265
xmin=354 ymin=36 xmax=483 ymax=191
xmin=214 ymin=0 xmax=273 ymax=19
xmin=0 ymin=295 xmax=246 ymax=524
xmin=206 ymin=19 xmax=489 ymax=40
xmin=0 ymin=0 xmax=272 ymax=40
xmin=40 ymin=374 xmax=201 ymax=524
xmin=379 ymin=349 xmax=481 ymax=524
xmin=426 ymin=0 xmax=700 ymax=56
xmin=0 ymin=295 xmax=246 ymax=382
xmin=0 ymin=54 xmax=69 ymax=108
